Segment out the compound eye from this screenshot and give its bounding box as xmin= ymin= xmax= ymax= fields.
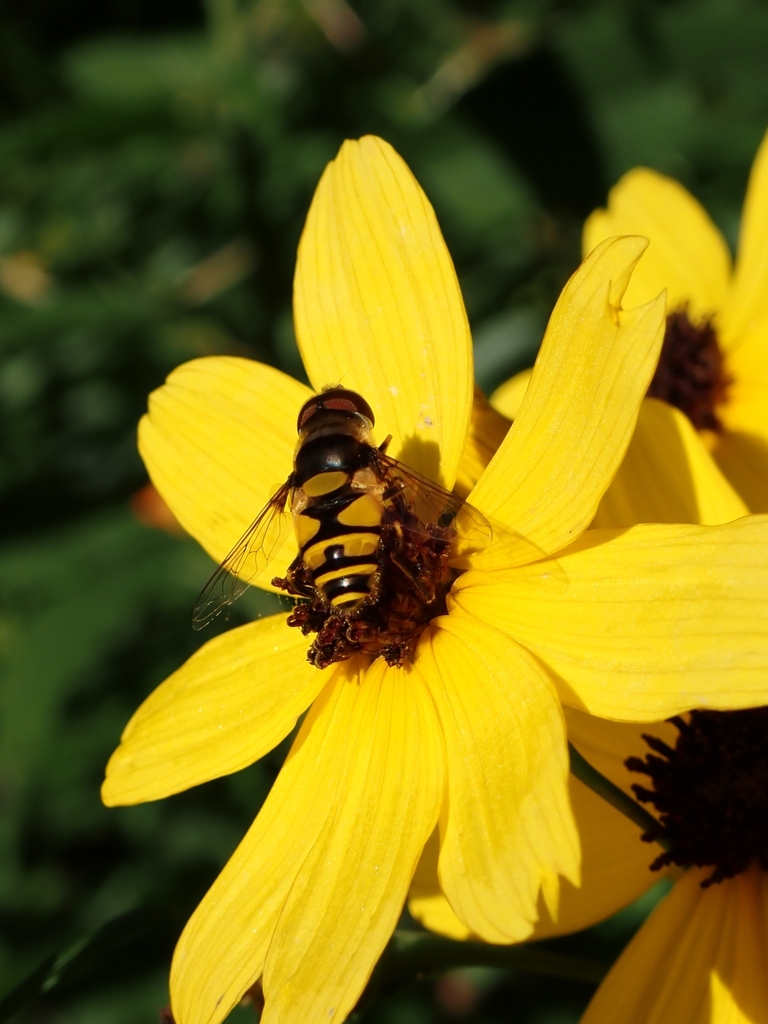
xmin=323 ymin=388 xmax=375 ymax=425
xmin=297 ymin=389 xmax=375 ymax=431
xmin=297 ymin=397 xmax=322 ymax=431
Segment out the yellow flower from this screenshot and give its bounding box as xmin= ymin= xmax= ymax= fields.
xmin=563 ymin=710 xmax=768 ymax=1024
xmin=103 ymin=136 xmax=768 ymax=1024
xmin=419 ymin=710 xmax=768 ymax=1021
xmin=583 ymin=129 xmax=768 ymax=517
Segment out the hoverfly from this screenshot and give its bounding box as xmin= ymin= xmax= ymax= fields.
xmin=193 ymin=387 xmax=491 ymax=667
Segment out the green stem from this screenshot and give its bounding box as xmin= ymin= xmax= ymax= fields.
xmin=568 ymin=743 xmax=669 ymax=850
xmin=376 ymin=929 xmax=608 ymax=986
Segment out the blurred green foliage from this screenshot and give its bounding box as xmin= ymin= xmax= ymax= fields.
xmin=0 ymin=0 xmax=767 ymax=1020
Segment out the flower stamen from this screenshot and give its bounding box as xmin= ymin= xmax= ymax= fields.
xmin=626 ymin=708 xmax=768 ymax=886
xmin=274 ymin=517 xmax=456 ymax=668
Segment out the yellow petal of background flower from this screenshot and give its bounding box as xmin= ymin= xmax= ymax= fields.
xmin=583 ymin=168 xmax=731 ymax=318
xmin=469 ymin=237 xmax=666 ymax=561
xmin=171 ymin=659 xmax=368 ymax=1024
xmin=723 ymin=129 xmax=768 ymax=346
xmin=139 ymin=356 xmax=311 ymax=589
xmin=490 ymin=367 xmax=532 ymax=421
xmin=453 ymin=388 xmax=511 ymax=498
xmin=581 ymin=866 xmax=768 ymax=1024
xmin=530 ymin=709 xmax=677 ymax=939
xmin=409 ymin=776 xmax=658 ymax=943
xmin=592 ymin=398 xmax=747 ymax=528
xmin=102 ymin=614 xmax=326 ymax=805
xmin=408 ymin=828 xmax=473 ymax=941
xmin=293 ymin=136 xmax=473 ymax=486
xmin=718 ymin=313 xmax=768 ymax=441
xmin=410 ymin=709 xmax=672 ymax=942
xmin=261 ymin=657 xmax=443 ymax=1024
xmin=713 ymin=430 xmax=768 ymax=514
xmin=453 ymin=517 xmax=768 ymax=721
xmin=529 ymin=777 xmax=659 ymax=940
xmin=416 ymin=611 xmax=579 ymax=943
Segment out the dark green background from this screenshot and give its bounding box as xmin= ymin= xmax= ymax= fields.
xmin=0 ymin=0 xmax=764 ymax=1020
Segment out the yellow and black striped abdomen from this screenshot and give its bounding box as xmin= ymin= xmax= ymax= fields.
xmin=296 ymin=488 xmax=383 ymax=610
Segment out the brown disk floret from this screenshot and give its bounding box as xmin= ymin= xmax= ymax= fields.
xmin=273 ymin=514 xmax=455 ymax=669
xmin=647 ymin=308 xmax=731 ymax=432
xmin=626 ymin=707 xmax=768 ymax=886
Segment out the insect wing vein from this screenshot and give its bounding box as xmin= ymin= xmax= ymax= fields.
xmin=192 ymin=481 xmax=293 ymax=628
xmin=373 ymin=452 xmax=491 ymax=550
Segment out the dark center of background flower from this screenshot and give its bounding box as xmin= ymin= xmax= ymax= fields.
xmin=626 ymin=708 xmax=768 ymax=886
xmin=646 ymin=308 xmax=731 ymax=432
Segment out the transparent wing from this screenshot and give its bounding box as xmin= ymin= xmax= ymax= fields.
xmin=192 ymin=480 xmax=293 ymax=629
xmin=372 ymin=451 xmax=492 ymax=556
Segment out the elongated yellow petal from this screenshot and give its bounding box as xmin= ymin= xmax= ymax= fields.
xmin=713 ymin=430 xmax=768 ymax=514
xmin=139 ymin=356 xmax=311 ymax=588
xmin=409 ymin=774 xmax=658 ymax=943
xmin=416 ymin=611 xmax=578 ymax=943
xmin=582 ymin=866 xmax=768 ymax=1024
xmin=261 ymin=657 xmax=443 ymax=1024
xmin=469 ymin=237 xmax=666 ymax=562
xmin=170 ymin=659 xmax=366 ymax=1024
xmin=409 ymin=709 xmax=671 ymax=942
xmin=102 ymin=614 xmax=326 ymax=805
xmin=453 ymin=517 xmax=768 ymax=721
xmin=453 ymin=388 xmax=511 ymax=498
xmin=723 ymin=129 xmax=768 ymax=347
xmin=583 ymin=168 xmax=731 ymax=318
xmin=294 ymin=136 xmax=473 ymax=486
xmin=592 ymin=398 xmax=747 ymax=528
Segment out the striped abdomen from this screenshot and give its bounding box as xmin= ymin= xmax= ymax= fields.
xmin=294 ymin=469 xmax=383 ymax=611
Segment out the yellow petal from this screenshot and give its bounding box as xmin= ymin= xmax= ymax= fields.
xmin=490 ymin=367 xmax=532 ymax=421
xmin=102 ymin=614 xmax=326 ymax=805
xmin=581 ymin=866 xmax=768 ymax=1024
xmin=410 ymin=709 xmax=672 ymax=942
xmin=171 ymin=659 xmax=366 ymax=1024
xmin=294 ymin=136 xmax=473 ymax=486
xmin=139 ymin=356 xmax=311 ymax=588
xmin=531 ymin=709 xmax=678 ymax=938
xmin=723 ymin=129 xmax=768 ymax=346
xmin=530 ymin=776 xmax=660 ymax=940
xmin=713 ymin=430 xmax=768 ymax=514
xmin=416 ymin=611 xmax=579 ymax=943
xmin=408 ymin=828 xmax=473 ymax=941
xmin=592 ymin=398 xmax=748 ymax=529
xmin=719 ymin=314 xmax=768 ymax=439
xmin=452 ymin=517 xmax=768 ymax=721
xmin=583 ymin=168 xmax=731 ymax=318
xmin=469 ymin=236 xmax=666 ymax=561
xmin=261 ymin=657 xmax=443 ymax=1024
xmin=453 ymin=388 xmax=511 ymax=499
xmin=409 ymin=774 xmax=658 ymax=943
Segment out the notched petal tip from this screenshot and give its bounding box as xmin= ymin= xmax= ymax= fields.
xmin=470 ymin=234 xmax=666 ymax=559
xmin=581 ymin=234 xmax=651 ymax=314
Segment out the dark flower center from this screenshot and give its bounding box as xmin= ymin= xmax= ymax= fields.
xmin=627 ymin=708 xmax=768 ymax=886
xmin=647 ymin=308 xmax=731 ymax=432
xmin=274 ymin=519 xmax=456 ymax=669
